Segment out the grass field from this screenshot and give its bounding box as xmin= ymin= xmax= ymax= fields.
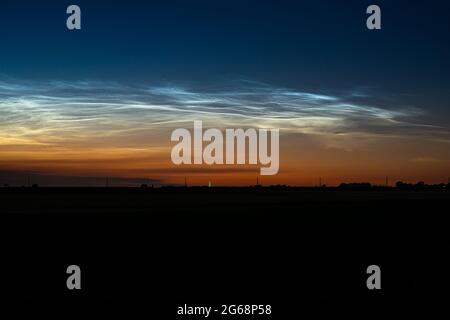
xmin=1 ymin=188 xmax=449 ymax=303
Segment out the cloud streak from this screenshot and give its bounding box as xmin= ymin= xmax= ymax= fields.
xmin=0 ymin=78 xmax=448 ymax=147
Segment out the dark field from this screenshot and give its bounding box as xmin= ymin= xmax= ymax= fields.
xmin=1 ymin=188 xmax=449 ymax=310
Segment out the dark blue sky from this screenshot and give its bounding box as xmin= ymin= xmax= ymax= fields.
xmin=1 ymin=0 xmax=450 ymax=118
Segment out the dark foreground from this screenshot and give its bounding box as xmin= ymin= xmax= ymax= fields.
xmin=1 ymin=187 xmax=449 ymax=314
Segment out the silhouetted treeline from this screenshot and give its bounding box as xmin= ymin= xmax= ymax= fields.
xmin=395 ymin=181 xmax=449 ymax=190
xmin=1 ymin=181 xmax=449 ymax=191
xmin=338 ymin=182 xmax=372 ymax=190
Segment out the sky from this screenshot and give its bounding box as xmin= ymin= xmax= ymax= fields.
xmin=1 ymin=0 xmax=449 ymax=186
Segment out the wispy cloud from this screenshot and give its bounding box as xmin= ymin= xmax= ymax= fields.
xmin=0 ymin=78 xmax=448 ymax=147
xmin=410 ymin=157 xmax=443 ymax=163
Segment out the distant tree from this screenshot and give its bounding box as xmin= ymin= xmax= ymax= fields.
xmin=415 ymin=181 xmax=425 ymax=188
xmin=395 ymin=181 xmax=405 ymax=188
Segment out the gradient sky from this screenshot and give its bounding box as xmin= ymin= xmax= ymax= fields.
xmin=1 ymin=0 xmax=450 ymax=186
